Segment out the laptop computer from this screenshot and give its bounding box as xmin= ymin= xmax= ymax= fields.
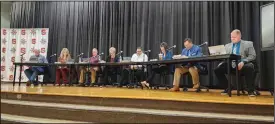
xmin=208 ymin=45 xmax=227 ymax=55
xmin=25 ymin=57 xmax=39 ymax=63
xmin=82 ymin=58 xmax=90 ymax=63
xmin=121 ymin=57 xmax=131 ymax=62
xmin=67 ymin=59 xmax=75 ymax=64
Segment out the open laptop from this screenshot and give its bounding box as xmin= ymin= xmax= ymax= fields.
xmin=208 ymin=45 xmax=227 ymax=55
xmin=24 ymin=57 xmax=39 ymax=63
xmin=82 ymin=58 xmax=90 ymax=63
xmin=121 ymin=57 xmax=131 ymax=62
xmin=67 ymin=59 xmax=75 ymax=64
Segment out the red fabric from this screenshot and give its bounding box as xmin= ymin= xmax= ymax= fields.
xmin=110 ymin=58 xmax=115 ymax=62
xmin=55 ymin=68 xmax=69 ymax=84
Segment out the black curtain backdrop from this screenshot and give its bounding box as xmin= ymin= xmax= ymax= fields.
xmin=9 ymin=1 xmax=272 ymax=89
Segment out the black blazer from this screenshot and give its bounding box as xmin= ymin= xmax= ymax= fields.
xmin=105 ymin=55 xmax=119 ymax=62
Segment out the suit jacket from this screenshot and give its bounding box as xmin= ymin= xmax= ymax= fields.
xmin=105 ymin=55 xmax=119 ymax=63
xmin=225 ymin=40 xmax=256 ymax=63
xmin=105 ymin=55 xmax=120 ymax=73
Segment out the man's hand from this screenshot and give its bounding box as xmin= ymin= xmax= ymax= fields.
xmin=238 ymin=62 xmax=244 ymax=70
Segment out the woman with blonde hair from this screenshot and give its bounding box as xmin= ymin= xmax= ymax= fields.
xmin=55 ymin=48 xmax=71 ymax=86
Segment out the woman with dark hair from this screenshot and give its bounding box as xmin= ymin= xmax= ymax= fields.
xmin=141 ymin=42 xmax=173 ymax=88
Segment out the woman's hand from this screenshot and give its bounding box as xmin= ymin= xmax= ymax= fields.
xmin=60 ymin=58 xmax=66 ymax=64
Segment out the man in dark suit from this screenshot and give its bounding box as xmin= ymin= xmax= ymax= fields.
xmin=214 ymin=29 xmax=257 ymax=97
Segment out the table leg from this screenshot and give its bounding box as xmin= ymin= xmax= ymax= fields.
xmin=13 ymin=65 xmax=17 ymax=87
xmin=18 ymin=65 xmax=23 ymax=86
xmin=236 ymin=60 xmax=240 ymax=96
xmin=69 ymin=65 xmax=72 ymax=86
xmin=227 ymin=59 xmax=232 ymax=97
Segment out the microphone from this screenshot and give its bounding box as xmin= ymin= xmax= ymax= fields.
xmin=116 ymin=51 xmax=123 ymax=56
xmin=77 ymin=53 xmax=84 ymax=57
xmin=20 ymin=53 xmax=25 ymax=56
xmin=49 ymin=53 xmax=56 ymax=58
xmin=167 ymin=45 xmax=176 ymax=50
xmin=199 ymin=42 xmax=208 ymax=47
xmin=98 ymin=52 xmax=104 ymax=56
xmin=144 ymin=50 xmax=151 ymax=53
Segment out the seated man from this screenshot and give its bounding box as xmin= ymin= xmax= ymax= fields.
xmin=102 ymin=47 xmax=119 ymax=86
xmin=214 ymin=29 xmax=257 ymax=97
xmin=78 ymin=48 xmax=100 ymax=87
xmin=24 ymin=49 xmax=48 ymax=86
xmin=170 ymin=38 xmax=202 ymax=91
xmin=119 ymin=47 xmax=148 ymax=87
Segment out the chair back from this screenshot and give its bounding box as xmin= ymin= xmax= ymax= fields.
xmin=198 ymin=64 xmax=208 ymax=75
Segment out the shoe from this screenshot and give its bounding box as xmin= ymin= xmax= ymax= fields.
xmin=254 ymin=90 xmax=260 ymax=96
xmin=221 ymin=89 xmax=228 ymax=95
xmin=144 ymin=82 xmax=150 ymax=88
xmin=141 ymin=81 xmax=149 ymax=89
xmin=117 ymin=83 xmax=123 ymax=87
xmin=192 ymin=83 xmax=200 ymax=89
xmin=78 ymin=83 xmax=85 ymax=87
xmin=169 ymin=86 xmax=180 ymax=92
xmin=141 ymin=81 xmax=146 ymax=88
xmin=33 ymin=82 xmax=39 ymax=87
xmin=248 ymin=91 xmax=256 ymax=97
xmin=26 ymin=81 xmax=31 ymax=86
xmin=84 ymin=82 xmax=91 ymax=87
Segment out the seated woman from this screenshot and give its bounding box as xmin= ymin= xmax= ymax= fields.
xmin=79 ymin=48 xmax=100 ymax=87
xmin=55 ymin=48 xmax=71 ymax=86
xmin=141 ymin=42 xmax=173 ymax=88
xmin=102 ymin=47 xmax=119 ymax=86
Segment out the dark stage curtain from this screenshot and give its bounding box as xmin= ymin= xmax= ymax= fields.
xmin=10 ymin=1 xmax=272 ymax=89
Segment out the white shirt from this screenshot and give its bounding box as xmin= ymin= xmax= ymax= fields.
xmin=130 ymin=53 xmax=148 ymax=70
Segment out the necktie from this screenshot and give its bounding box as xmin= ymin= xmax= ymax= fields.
xmin=232 ymin=45 xmax=236 ymax=68
xmin=233 ymin=45 xmax=237 ymax=54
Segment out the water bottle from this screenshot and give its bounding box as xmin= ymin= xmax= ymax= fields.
xmin=78 ymin=57 xmax=81 ymax=63
xmin=119 ymin=56 xmax=122 ymax=62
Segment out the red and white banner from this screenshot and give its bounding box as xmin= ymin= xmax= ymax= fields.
xmin=1 ymin=28 xmax=49 ymax=82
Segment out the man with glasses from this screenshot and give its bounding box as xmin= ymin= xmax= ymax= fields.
xmin=118 ymin=47 xmax=148 ymax=87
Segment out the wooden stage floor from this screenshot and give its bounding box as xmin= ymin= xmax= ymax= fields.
xmin=1 ymin=83 xmax=274 ymax=106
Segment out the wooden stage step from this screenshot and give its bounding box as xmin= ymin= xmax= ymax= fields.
xmin=1 ymin=83 xmax=274 ymax=123
xmin=1 ymin=99 xmax=273 ymax=123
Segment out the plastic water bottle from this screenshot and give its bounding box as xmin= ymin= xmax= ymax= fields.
xmin=119 ymin=56 xmax=122 ymax=62
xmin=78 ymin=57 xmax=81 ymax=63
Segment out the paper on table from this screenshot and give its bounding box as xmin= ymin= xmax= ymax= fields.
xmin=172 ymin=55 xmax=188 ymax=59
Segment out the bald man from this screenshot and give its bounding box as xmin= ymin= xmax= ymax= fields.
xmin=214 ymin=29 xmax=257 ymax=97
